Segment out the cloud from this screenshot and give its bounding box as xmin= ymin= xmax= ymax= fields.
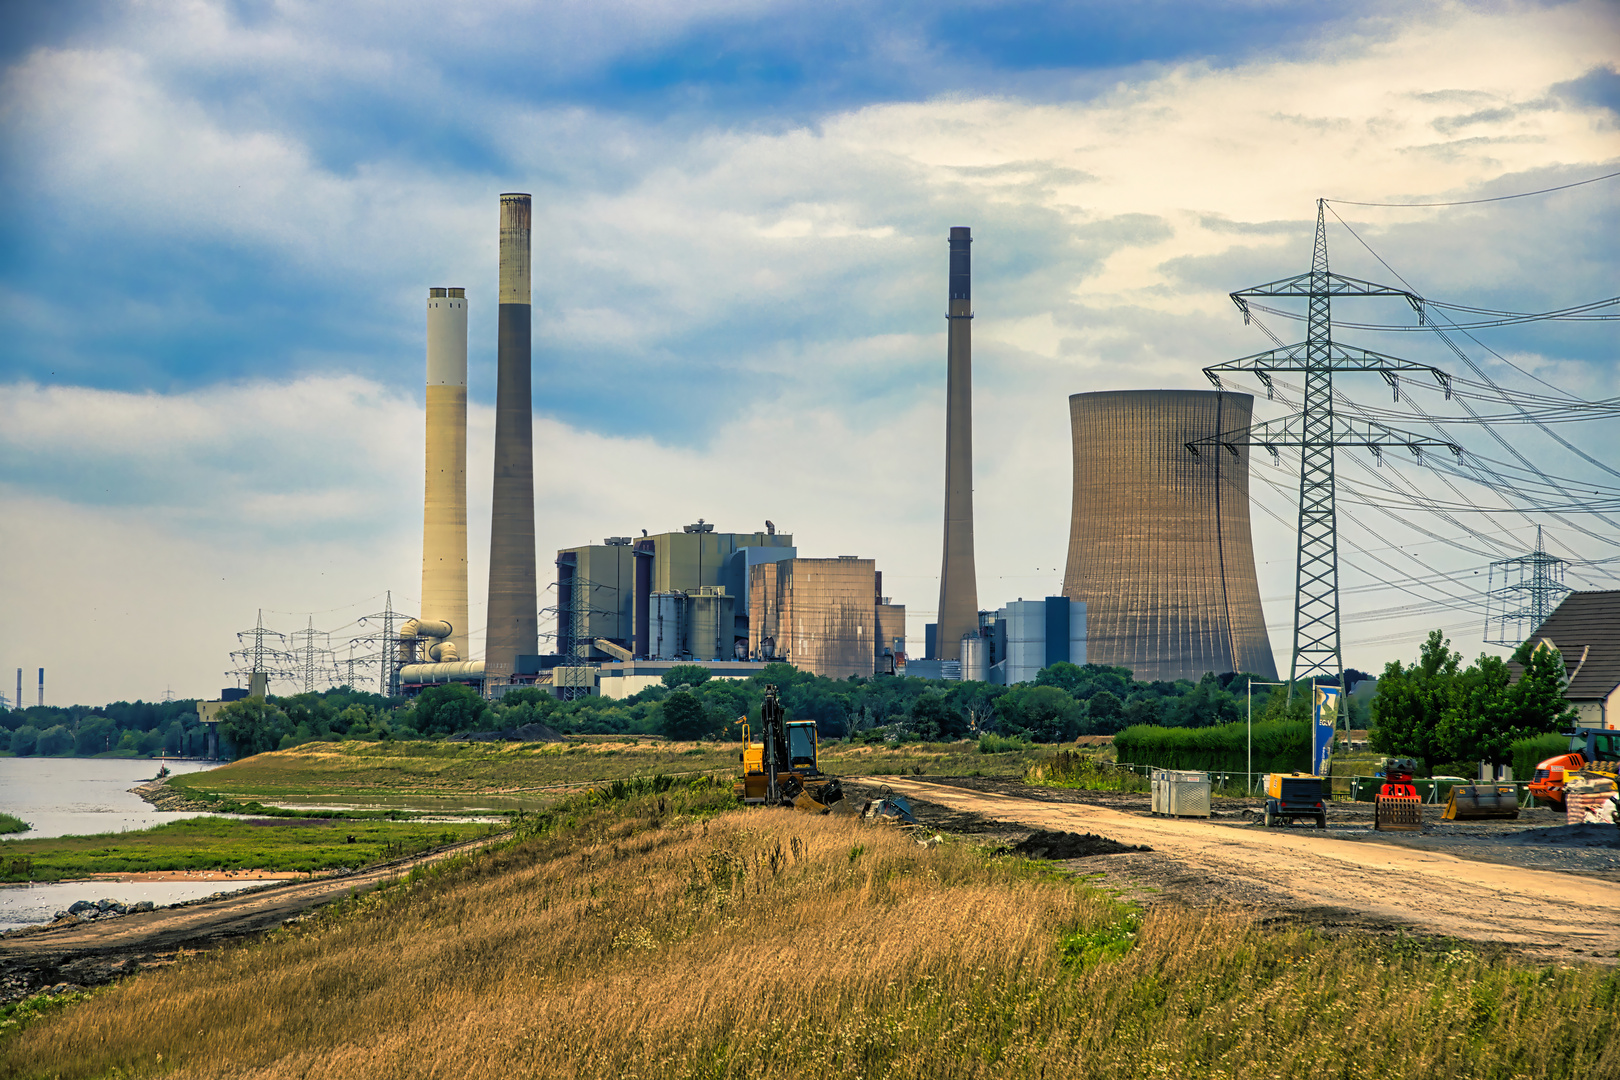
xmin=2 ymin=0 xmax=1618 ymax=704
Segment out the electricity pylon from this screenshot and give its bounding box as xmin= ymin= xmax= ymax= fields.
xmin=1191 ymin=200 xmax=1461 ymax=696
xmin=1484 ymin=526 xmax=1570 ymax=647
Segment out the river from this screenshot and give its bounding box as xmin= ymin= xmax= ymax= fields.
xmin=0 ymin=757 xmax=267 ymax=930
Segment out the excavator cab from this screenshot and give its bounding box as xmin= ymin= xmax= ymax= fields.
xmin=734 ymin=685 xmax=843 ymax=810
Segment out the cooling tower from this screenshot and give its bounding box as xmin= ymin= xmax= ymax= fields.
xmin=485 ymin=193 xmax=538 ymax=682
xmin=936 ymin=226 xmax=979 ymax=660
xmin=422 ymin=286 xmax=469 ymax=661
xmin=1062 ymin=390 xmax=1277 ymax=682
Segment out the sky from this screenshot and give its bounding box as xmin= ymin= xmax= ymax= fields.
xmin=1 ymin=0 xmax=1617 ymax=706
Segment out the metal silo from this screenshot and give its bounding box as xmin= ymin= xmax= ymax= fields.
xmin=1062 ymin=390 xmax=1277 ymax=682
xmin=651 ymin=592 xmax=687 ymax=660
xmin=960 ymin=633 xmax=988 ymax=682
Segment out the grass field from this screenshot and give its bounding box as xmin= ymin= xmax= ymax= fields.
xmin=0 ymin=817 xmax=496 ymax=882
xmin=0 ymin=813 xmax=29 ymax=835
xmin=164 ymin=737 xmax=1046 ymax=811
xmin=5 ymin=778 xmax=1615 ymax=1079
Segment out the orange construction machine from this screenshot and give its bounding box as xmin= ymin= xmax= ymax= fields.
xmin=1529 ymin=729 xmax=1620 ymax=809
xmin=1375 ymin=757 xmax=1422 ymax=832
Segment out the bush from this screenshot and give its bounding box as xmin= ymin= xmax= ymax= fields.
xmin=977 ymin=732 xmax=1030 ymax=754
xmin=1114 ymin=720 xmax=1309 ymax=773
xmin=659 ymin=691 xmax=711 ymax=741
xmin=35 ymin=725 xmax=73 ymax=756
xmin=1027 ymin=751 xmax=1149 ymax=792
xmin=1512 ymin=732 xmax=1573 ymax=780
xmin=662 ymin=665 xmax=713 ymax=690
xmin=9 ymin=725 xmax=38 ymax=756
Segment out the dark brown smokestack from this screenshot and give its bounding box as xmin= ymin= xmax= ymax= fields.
xmin=937 ymin=226 xmax=979 ymax=661
xmin=485 ymin=193 xmax=538 ymax=684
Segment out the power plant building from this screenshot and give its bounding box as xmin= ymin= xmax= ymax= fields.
xmin=1062 ymin=389 xmax=1277 ymax=683
xmin=750 ymin=556 xmax=896 ymax=679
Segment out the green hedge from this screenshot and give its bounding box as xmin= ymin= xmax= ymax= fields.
xmin=1113 ymin=721 xmax=1310 ymax=774
xmin=1511 ymin=732 xmax=1571 ymax=781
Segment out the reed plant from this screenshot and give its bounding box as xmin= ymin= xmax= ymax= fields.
xmin=5 ymin=778 xmax=1615 ymax=1080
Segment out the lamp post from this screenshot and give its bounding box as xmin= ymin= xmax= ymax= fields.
xmin=1247 ymin=678 xmax=1286 ymax=794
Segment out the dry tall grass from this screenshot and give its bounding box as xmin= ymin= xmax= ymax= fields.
xmin=5 ymin=780 xmax=1616 ymax=1080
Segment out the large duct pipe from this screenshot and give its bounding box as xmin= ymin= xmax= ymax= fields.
xmin=633 ymin=539 xmax=653 ymax=659
xmin=423 ymin=287 xmax=470 ymax=662
xmin=485 ymin=193 xmax=538 ymax=684
xmin=936 ymin=226 xmax=979 ymax=661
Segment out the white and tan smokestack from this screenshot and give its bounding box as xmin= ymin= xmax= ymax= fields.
xmin=422 ymin=286 xmax=469 ymax=661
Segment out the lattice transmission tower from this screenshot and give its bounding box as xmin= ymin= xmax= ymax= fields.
xmin=1483 ymin=526 xmax=1571 ymax=647
xmin=228 ymin=609 xmax=296 ymax=692
xmin=287 ymin=617 xmax=333 ymax=694
xmin=1191 ymin=199 xmax=1463 ymax=696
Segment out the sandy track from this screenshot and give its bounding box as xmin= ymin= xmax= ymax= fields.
xmin=875 ymin=777 xmax=1620 ymax=961
xmin=0 ymin=836 xmax=499 ymax=1001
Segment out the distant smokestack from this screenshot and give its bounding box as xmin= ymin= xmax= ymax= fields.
xmin=936 ymin=226 xmax=979 ymax=661
xmin=15 ymin=669 xmax=20 ymax=711
xmin=423 ymin=286 xmax=469 ymax=661
xmin=37 ymin=667 xmax=44 ymax=708
xmin=485 ymin=193 xmax=538 ymax=682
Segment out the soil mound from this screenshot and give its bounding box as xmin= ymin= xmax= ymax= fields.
xmin=1495 ymin=823 xmax=1619 ymax=848
xmin=1012 ymin=830 xmax=1151 ymax=860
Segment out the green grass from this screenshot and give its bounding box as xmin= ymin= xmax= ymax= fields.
xmin=0 ymin=812 xmax=31 ymax=835
xmin=165 ymin=737 xmax=1047 ymax=812
xmin=0 ymin=817 xmax=497 ymax=882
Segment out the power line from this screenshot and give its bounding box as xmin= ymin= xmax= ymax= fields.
xmin=1327 ymin=169 xmax=1620 ymax=207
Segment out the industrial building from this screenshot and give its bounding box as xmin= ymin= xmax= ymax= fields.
xmin=919 ymin=597 xmax=1085 ymax=684
xmin=555 ymin=523 xmax=795 ymax=664
xmin=750 ymin=556 xmax=898 ymax=679
xmin=1062 ymin=389 xmax=1277 ymax=683
xmin=552 ymin=526 xmax=903 ymax=684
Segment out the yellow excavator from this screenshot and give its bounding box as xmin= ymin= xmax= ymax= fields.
xmin=735 ymin=684 xmax=844 ymax=811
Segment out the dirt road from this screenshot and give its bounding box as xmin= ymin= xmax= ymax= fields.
xmin=874 ymin=777 xmax=1620 ymax=962
xmin=0 ymin=836 xmax=497 ymax=1002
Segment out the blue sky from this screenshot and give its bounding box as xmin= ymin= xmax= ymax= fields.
xmin=2 ymin=0 xmax=1617 ymax=704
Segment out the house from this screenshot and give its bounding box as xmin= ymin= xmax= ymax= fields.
xmin=1512 ymin=590 xmax=1620 ymax=729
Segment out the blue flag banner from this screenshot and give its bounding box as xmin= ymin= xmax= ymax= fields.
xmin=1312 ymin=685 xmax=1341 ymax=776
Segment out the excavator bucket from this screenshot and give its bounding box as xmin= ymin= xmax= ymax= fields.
xmin=1442 ymin=784 xmax=1519 ymax=821
xmin=1374 ymin=794 xmax=1422 ymax=831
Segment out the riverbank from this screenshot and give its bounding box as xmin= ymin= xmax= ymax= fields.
xmin=0 ymin=816 xmax=498 ymax=883
xmin=156 ymin=737 xmax=1046 ymax=812
xmin=6 ymin=777 xmax=1616 ymax=1079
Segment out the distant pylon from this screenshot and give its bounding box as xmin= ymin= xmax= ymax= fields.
xmin=1484 ymin=526 xmax=1571 ymax=647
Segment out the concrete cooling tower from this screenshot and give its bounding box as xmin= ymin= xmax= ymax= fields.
xmin=1062 ymin=389 xmax=1277 ymax=682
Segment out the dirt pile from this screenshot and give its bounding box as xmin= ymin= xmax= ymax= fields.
xmin=1012 ymin=830 xmax=1151 ymax=860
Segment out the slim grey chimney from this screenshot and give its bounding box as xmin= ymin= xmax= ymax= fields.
xmin=936 ymin=226 xmax=979 ymax=660
xmin=485 ymin=194 xmax=538 ymax=684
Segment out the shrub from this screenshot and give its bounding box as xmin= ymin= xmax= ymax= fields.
xmin=1512 ymin=731 xmax=1573 ymax=781
xmin=1114 ymin=720 xmax=1309 ymax=773
xmin=977 ymin=732 xmax=1030 ymax=754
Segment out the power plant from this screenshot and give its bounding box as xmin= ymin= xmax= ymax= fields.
xmin=935 ymin=226 xmax=979 ymax=662
xmin=485 ymin=193 xmax=539 ymax=688
xmin=1062 ymin=389 xmax=1277 ymax=682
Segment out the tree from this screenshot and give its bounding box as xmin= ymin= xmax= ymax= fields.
xmin=1086 ymin=690 xmax=1126 ymax=735
xmin=660 ymin=690 xmax=710 ymax=741
xmin=947 ymin=682 xmax=1006 ymax=734
xmin=217 ymin=698 xmax=293 ymax=758
xmin=662 ymin=665 xmax=713 ymax=690
xmin=410 ymin=684 xmax=489 ymax=737
xmin=1439 ymin=642 xmax=1578 ymax=766
xmin=1370 ymin=630 xmax=1461 ymax=768
xmin=75 ymin=716 xmax=119 ymax=756
xmin=9 ymin=725 xmax=38 ymax=755
xmin=36 ymin=725 xmax=74 ymax=756
xmin=1123 ymin=695 xmax=1161 ymax=727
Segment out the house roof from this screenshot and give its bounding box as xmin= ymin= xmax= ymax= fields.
xmin=1510 ymin=590 xmax=1620 ymax=701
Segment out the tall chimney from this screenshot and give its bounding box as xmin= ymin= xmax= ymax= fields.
xmin=37 ymin=667 xmax=44 ymax=708
xmin=423 ymin=286 xmax=469 ymax=661
xmin=936 ymin=226 xmax=979 ymax=661
xmin=485 ymin=193 xmax=538 ymax=683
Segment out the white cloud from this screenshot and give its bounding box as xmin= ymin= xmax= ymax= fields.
xmin=3 ymin=0 xmax=1618 ymax=703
